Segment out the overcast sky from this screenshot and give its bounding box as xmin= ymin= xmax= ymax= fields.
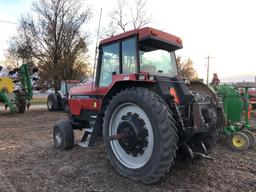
xmin=0 ymin=0 xmax=256 ymax=81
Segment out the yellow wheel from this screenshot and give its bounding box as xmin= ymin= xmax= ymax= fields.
xmin=228 ymin=132 xmax=250 ymax=151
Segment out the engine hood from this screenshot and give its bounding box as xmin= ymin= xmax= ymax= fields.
xmin=69 ymin=83 xmax=96 ymax=96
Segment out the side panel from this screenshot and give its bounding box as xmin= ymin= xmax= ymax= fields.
xmin=68 ymin=98 xmax=101 ymax=115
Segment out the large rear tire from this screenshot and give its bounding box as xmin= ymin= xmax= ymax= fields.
xmin=53 ymin=120 xmax=74 ymax=150
xmin=201 ymin=108 xmax=218 ymax=150
xmin=47 ymin=93 xmax=59 ymax=111
xmin=56 ymin=92 xmax=65 ymax=111
xmin=103 ymin=87 xmax=178 ymax=184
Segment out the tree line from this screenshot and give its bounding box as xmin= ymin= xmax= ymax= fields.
xmin=3 ymin=0 xmax=198 ymax=91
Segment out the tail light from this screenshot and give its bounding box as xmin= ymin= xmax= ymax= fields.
xmin=169 ymin=87 xmax=180 ymax=104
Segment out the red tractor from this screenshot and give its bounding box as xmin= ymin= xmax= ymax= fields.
xmin=53 ymin=27 xmax=223 ymax=183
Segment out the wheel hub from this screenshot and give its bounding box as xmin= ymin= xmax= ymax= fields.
xmin=55 ymin=132 xmax=62 ymax=146
xmin=109 ymin=102 xmax=154 ymax=169
xmin=117 ymin=113 xmax=148 ymax=157
xmin=232 ymin=135 xmax=245 ymax=148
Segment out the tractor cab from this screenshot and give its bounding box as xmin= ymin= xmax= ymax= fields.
xmin=69 ymin=27 xmax=186 ymax=115
xmin=95 ymin=27 xmax=182 ymax=87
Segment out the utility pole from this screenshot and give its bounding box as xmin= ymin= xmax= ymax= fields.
xmin=204 ymin=55 xmax=214 ymax=85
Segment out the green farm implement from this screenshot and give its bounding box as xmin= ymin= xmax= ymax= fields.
xmin=0 ymin=64 xmax=38 ymax=113
xmin=213 ymin=83 xmax=256 ymax=150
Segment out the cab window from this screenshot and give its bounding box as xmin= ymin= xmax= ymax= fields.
xmin=122 ymin=37 xmax=136 ymax=74
xmin=99 ymin=43 xmax=120 ymax=87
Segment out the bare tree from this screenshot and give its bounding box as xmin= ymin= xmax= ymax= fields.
xmin=103 ymin=0 xmax=151 ymax=37
xmin=176 ymin=56 xmax=198 ymax=80
xmin=131 ymin=0 xmax=150 ymax=29
xmin=4 ymin=37 xmax=34 ymax=69
xmin=17 ymin=0 xmax=92 ymax=91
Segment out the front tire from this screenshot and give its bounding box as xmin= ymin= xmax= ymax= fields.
xmin=103 ymin=87 xmax=178 ymax=184
xmin=53 ymin=120 xmax=74 ymax=150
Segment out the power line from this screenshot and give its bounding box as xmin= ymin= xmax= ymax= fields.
xmin=204 ymin=55 xmax=214 ymax=85
xmin=0 ymin=20 xmax=18 ymax=25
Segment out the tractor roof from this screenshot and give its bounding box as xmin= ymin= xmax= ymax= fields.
xmin=99 ymin=27 xmax=183 ymax=50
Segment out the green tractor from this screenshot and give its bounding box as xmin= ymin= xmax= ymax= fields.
xmin=0 ymin=64 xmax=38 ymax=113
xmin=212 ymin=83 xmax=256 ymax=150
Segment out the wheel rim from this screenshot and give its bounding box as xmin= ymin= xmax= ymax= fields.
xmin=109 ymin=103 xmax=154 ymax=169
xmin=48 ymin=99 xmax=52 ymax=109
xmin=232 ymin=134 xmax=246 ymax=148
xmin=55 ymin=131 xmax=62 ymax=146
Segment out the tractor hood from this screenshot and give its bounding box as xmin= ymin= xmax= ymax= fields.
xmin=69 ymin=83 xmax=96 ymax=98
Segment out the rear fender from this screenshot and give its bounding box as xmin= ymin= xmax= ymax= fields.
xmin=87 ymin=81 xmax=157 ymax=146
xmin=100 ymin=80 xmax=156 ymax=112
xmin=188 ymin=80 xmax=218 ymax=102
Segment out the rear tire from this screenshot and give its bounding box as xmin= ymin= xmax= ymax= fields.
xmin=47 ymin=93 xmax=59 ymax=111
xmin=103 ymin=87 xmax=178 ymax=184
xmin=53 ymin=120 xmax=74 ymax=150
xmin=201 ymin=108 xmax=218 ymax=150
xmin=56 ymin=92 xmax=65 ymax=111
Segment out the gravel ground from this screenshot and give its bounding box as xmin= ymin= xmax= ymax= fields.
xmin=0 ymin=109 xmax=256 ymax=192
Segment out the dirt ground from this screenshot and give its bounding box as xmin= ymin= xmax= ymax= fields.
xmin=0 ymin=109 xmax=256 ymax=192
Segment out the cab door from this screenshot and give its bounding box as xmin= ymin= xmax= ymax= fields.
xmin=96 ymin=42 xmax=120 ymax=96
